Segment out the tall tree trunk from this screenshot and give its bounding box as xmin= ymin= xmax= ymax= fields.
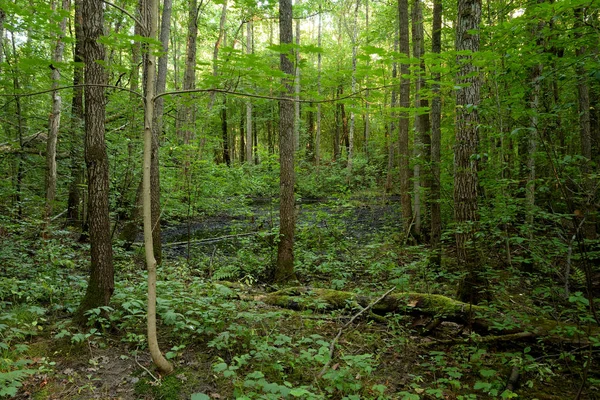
xmin=275 ymin=0 xmax=297 ymax=283
xmin=45 ymin=0 xmax=69 ymax=229
xmin=0 ymin=7 xmax=4 ymax=68
xmin=150 ymin=0 xmax=172 ymax=265
xmin=222 ymin=96 xmax=230 ymax=165
xmin=411 ymin=0 xmax=430 ymax=242
xmin=294 ymin=0 xmax=301 ymax=152
xmin=118 ymin=0 xmax=145 ymax=247
xmin=575 ymin=8 xmax=596 ymax=241
xmin=179 ymin=0 xmax=199 ymax=145
xmin=246 ymin=20 xmax=253 ymax=165
xmin=398 ymin=0 xmax=412 ymax=238
xmin=454 ymin=0 xmax=484 ymax=303
xmin=385 ymin=27 xmax=399 ymax=192
xmin=334 ymin=86 xmax=342 ymax=161
xmin=9 ymin=34 xmax=25 ymax=218
xmin=429 ymin=0 xmax=442 ymax=266
xmin=315 ymin=1 xmax=322 ymax=165
xmin=142 ymin=0 xmax=173 ymax=375
xmin=363 ymin=0 xmax=370 ymax=159
xmin=67 ymin=0 xmax=85 ymax=228
xmin=76 ymin=0 xmax=114 ymax=323
xmin=210 ymin=0 xmax=228 ymax=109
xmin=347 ymin=0 xmax=359 ymax=173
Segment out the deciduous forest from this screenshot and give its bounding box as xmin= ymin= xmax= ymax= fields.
xmin=0 ymin=0 xmax=599 ymax=398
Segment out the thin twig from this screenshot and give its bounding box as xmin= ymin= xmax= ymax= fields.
xmin=317 ymin=287 xmax=395 ymax=379
xmin=135 ymin=355 xmax=161 ymax=384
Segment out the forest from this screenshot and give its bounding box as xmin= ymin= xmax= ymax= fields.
xmin=0 ymin=0 xmax=599 ymax=398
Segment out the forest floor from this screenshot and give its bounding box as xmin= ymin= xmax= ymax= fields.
xmin=3 ymin=197 xmax=600 ymax=399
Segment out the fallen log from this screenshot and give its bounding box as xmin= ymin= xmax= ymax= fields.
xmin=261 ymin=287 xmax=598 ymax=342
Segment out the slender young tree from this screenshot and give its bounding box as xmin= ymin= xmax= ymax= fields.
xmin=150 ymin=0 xmax=172 ymax=264
xmin=347 ymin=0 xmax=359 ymax=172
xmin=398 ymin=0 xmax=412 ymax=238
xmin=75 ymin=0 xmax=114 ymax=322
xmin=294 ymin=0 xmax=301 ymax=152
xmin=67 ymin=0 xmax=85 ymax=228
xmin=179 ymin=0 xmax=199 ymax=145
xmin=429 ymin=0 xmax=442 ymax=265
xmin=143 ymin=0 xmax=173 ymax=374
xmin=246 ymin=20 xmax=253 ymax=164
xmin=454 ymin=0 xmax=484 ymax=303
xmin=275 ymin=0 xmax=297 ymax=283
xmin=411 ymin=0 xmax=430 ymax=241
xmin=315 ymin=1 xmax=322 ymax=164
xmin=45 ymin=0 xmax=69 ymax=228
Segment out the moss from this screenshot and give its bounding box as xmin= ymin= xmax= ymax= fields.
xmin=135 ymin=373 xmax=183 ymax=399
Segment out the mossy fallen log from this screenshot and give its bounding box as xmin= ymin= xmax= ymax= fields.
xmin=261 ymin=287 xmax=598 ymax=342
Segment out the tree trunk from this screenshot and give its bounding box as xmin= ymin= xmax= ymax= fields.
xmin=246 ymin=20 xmax=253 ymax=165
xmin=398 ymin=0 xmax=412 ymax=238
xmin=76 ymin=0 xmax=114 ymax=323
xmin=179 ymin=0 xmax=198 ymax=145
xmin=149 ymin=0 xmax=173 ymax=265
xmin=222 ymin=96 xmax=230 ymax=166
xmin=347 ymin=0 xmax=359 ymax=173
xmin=142 ymin=0 xmax=173 ymax=375
xmin=315 ymin=1 xmax=322 ymax=165
xmin=67 ymin=0 xmax=85 ymax=228
xmin=45 ymin=0 xmax=69 ymax=229
xmin=385 ymin=28 xmax=399 ymax=193
xmin=294 ymin=0 xmax=301 ymax=152
xmin=210 ymin=0 xmax=228 ymax=110
xmin=411 ymin=0 xmax=430 ymax=242
xmin=575 ymin=8 xmax=596 ymax=241
xmin=429 ymin=0 xmax=442 ymax=266
xmin=275 ymin=0 xmax=297 ymax=283
xmin=454 ymin=0 xmax=484 ymax=303
xmin=334 ymin=86 xmax=342 ymax=161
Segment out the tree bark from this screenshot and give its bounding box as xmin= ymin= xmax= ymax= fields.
xmin=575 ymin=8 xmax=596 ymax=241
xmin=246 ymin=20 xmax=253 ymax=165
xmin=275 ymin=0 xmax=297 ymax=284
xmin=411 ymin=0 xmax=430 ymax=241
xmin=315 ymin=1 xmax=322 ymax=165
xmin=76 ymin=0 xmax=114 ymax=323
xmin=454 ymin=0 xmax=484 ymax=303
xmin=294 ymin=0 xmax=301 ymax=152
xmin=179 ymin=0 xmax=199 ymax=145
xmin=398 ymin=0 xmax=412 ymax=238
xmin=429 ymin=0 xmax=442 ymax=266
xmin=347 ymin=0 xmax=359 ymax=173
xmin=67 ymin=0 xmax=85 ymax=228
xmin=45 ymin=0 xmax=69 ymax=229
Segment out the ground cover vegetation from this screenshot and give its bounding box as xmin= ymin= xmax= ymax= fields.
xmin=0 ymin=0 xmax=599 ymax=398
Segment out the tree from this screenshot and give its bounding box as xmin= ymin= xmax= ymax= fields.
xmin=275 ymin=0 xmax=297 ymax=284
xmin=66 ymin=0 xmax=85 ymax=228
xmin=398 ymin=0 xmax=412 ymax=239
xmin=429 ymin=0 xmax=442 ymax=266
xmin=246 ymin=19 xmax=254 ymax=164
xmin=75 ymin=0 xmax=114 ymax=322
xmin=142 ymin=0 xmax=174 ymax=375
xmin=150 ymin=0 xmax=173 ymax=264
xmin=454 ymin=0 xmax=483 ymax=303
xmin=411 ymin=0 xmax=430 ymax=241
xmin=44 ymin=0 xmax=69 ymax=229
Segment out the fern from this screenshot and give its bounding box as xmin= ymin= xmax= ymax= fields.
xmin=212 ymin=265 xmax=241 ymax=281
